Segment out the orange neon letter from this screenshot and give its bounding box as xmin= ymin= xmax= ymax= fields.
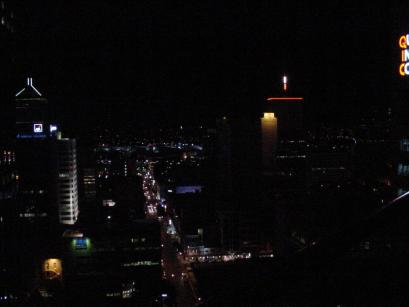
xmin=400 ymin=36 xmax=407 ymax=48
xmin=400 ymin=63 xmax=405 ymax=76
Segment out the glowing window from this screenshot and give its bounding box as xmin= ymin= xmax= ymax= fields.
xmin=398 ymin=163 xmax=409 ymax=176
xmin=400 ymin=139 xmax=409 ymax=152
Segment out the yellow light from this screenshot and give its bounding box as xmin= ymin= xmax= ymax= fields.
xmin=263 ymin=112 xmax=275 ymax=119
xmin=261 ymin=113 xmax=278 ymax=170
xmin=400 ymin=63 xmax=405 ymax=76
xmin=42 ymin=258 xmax=62 ymax=280
xmin=400 ymin=35 xmax=407 ymax=49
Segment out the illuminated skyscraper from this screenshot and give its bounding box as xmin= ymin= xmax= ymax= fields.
xmin=15 ymin=78 xmax=53 ymax=139
xmin=262 ymin=76 xmax=306 ymax=187
xmin=260 ymin=112 xmax=277 ymax=172
xmin=56 ymin=138 xmax=79 ymax=225
xmin=14 ymin=78 xmax=79 ymax=224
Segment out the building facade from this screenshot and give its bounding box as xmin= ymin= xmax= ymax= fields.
xmin=14 ymin=78 xmax=79 ymax=224
xmin=56 ymin=138 xmax=79 ymax=225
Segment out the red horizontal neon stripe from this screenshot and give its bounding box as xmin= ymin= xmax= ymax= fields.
xmin=267 ymin=97 xmax=303 ymax=101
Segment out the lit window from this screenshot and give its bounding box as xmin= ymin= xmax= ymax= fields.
xmin=398 ymin=163 xmax=409 ymax=176
xmin=400 ymin=139 xmax=409 ymax=152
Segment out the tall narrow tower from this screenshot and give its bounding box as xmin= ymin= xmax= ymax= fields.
xmin=56 ymin=138 xmax=79 ymax=225
xmin=260 ymin=112 xmax=277 ymax=172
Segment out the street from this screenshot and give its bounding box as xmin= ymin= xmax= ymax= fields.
xmin=142 ymin=161 xmax=199 ymax=307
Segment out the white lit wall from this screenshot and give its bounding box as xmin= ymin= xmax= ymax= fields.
xmin=57 ymin=138 xmax=79 ymax=225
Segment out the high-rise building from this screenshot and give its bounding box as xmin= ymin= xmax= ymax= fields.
xmin=215 ymin=116 xmax=261 ymax=200
xmin=14 ymin=78 xmax=79 ymax=224
xmin=262 ymin=76 xmax=306 ymax=191
xmin=82 ymin=168 xmax=96 ymax=201
xmin=56 ymin=138 xmax=79 ymax=225
xmin=260 ymin=112 xmax=277 ymax=173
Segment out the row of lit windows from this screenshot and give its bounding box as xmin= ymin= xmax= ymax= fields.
xmin=122 ymin=261 xmax=160 ymax=267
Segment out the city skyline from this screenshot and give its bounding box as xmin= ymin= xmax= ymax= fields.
xmin=9 ymin=1 xmax=395 ymax=130
xmin=3 ymin=2 xmax=409 ymax=306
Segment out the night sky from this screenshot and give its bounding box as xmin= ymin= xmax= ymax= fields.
xmin=14 ymin=1 xmax=395 ymax=132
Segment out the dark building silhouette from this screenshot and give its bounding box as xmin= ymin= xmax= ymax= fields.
xmin=14 ymin=78 xmax=79 ymax=225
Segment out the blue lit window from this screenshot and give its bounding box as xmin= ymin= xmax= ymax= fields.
xmin=74 ymin=238 xmax=87 ymax=249
xmin=400 ymin=139 xmax=409 ymax=152
xmin=398 ymin=164 xmax=409 ymax=176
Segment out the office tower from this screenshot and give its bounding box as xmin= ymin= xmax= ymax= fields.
xmin=57 ymin=138 xmax=79 ymax=225
xmin=15 ymin=78 xmax=54 ymax=138
xmin=265 ymin=96 xmax=303 ymax=139
xmin=263 ymin=76 xmax=306 ymax=191
xmin=215 ymin=116 xmax=261 ymax=200
xmin=260 ymin=112 xmax=277 ymax=173
xmin=15 ymin=78 xmax=56 ymax=219
xmin=14 ymin=78 xmax=79 ymax=224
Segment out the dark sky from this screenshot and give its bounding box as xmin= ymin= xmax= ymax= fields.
xmin=14 ymin=1 xmax=396 ymax=132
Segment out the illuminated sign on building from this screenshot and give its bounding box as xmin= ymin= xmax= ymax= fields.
xmin=33 ymin=123 xmax=43 ymax=133
xmin=42 ymin=258 xmax=62 ymax=280
xmin=73 ymin=238 xmax=90 ymax=250
xmin=49 ymin=125 xmax=57 ymax=133
xmin=399 ymin=34 xmax=409 ymax=76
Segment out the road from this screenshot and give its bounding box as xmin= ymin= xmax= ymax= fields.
xmin=142 ymin=161 xmax=199 ymax=306
xmin=161 ymin=222 xmax=198 ymax=307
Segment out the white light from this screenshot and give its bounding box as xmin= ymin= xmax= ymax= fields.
xmin=283 ymin=76 xmax=287 ymax=84
xmin=15 ymin=88 xmax=25 ymax=97
xmin=50 ymin=125 xmax=57 ymax=133
xmin=33 ymin=123 xmax=43 ymax=133
xmin=28 ymin=78 xmax=42 ymax=96
xmin=405 ymin=63 xmax=409 ymax=75
xmin=404 ymin=49 xmax=409 ymax=62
